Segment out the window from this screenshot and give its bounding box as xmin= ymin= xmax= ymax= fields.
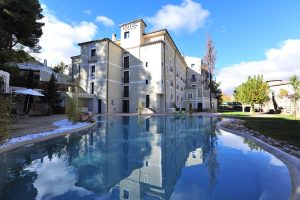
xmin=124 ymin=31 xmax=130 ymax=39
xmin=123 ymin=128 xmax=128 ymax=140
xmin=124 ymin=71 xmax=129 ymax=83
xmin=144 ymin=175 xmax=149 ymax=183
xmin=123 ymin=157 xmax=128 ymax=169
xmin=146 ymin=119 xmax=150 ymax=132
xmin=191 ymin=74 xmax=196 ymax=82
xmin=90 ymin=82 xmax=94 ymax=94
xmin=124 ymin=56 xmax=129 ymax=68
xmin=188 ymin=93 xmax=193 ymax=99
xmin=145 ymin=62 xmax=148 ymax=67
xmin=191 ymin=64 xmax=195 ymax=68
xmin=145 ymin=80 xmax=148 ymax=85
xmin=145 ymin=161 xmax=149 ymax=167
xmin=123 ymin=142 xmax=128 ymax=155
xmin=111 ymin=99 xmax=114 ymax=105
xmin=162 ymin=79 xmax=164 ymax=84
xmin=124 ymin=86 xmax=129 ymax=97
xmin=91 ymin=49 xmax=96 ymax=57
xmin=91 ymin=65 xmax=95 ymax=77
xmin=192 ymin=84 xmax=196 ymax=88
xmin=123 ymin=190 xmax=130 ymax=199
xmin=171 ymin=94 xmax=173 ymax=99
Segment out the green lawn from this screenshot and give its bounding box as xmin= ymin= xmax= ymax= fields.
xmin=219 ymin=110 xmax=300 ymax=148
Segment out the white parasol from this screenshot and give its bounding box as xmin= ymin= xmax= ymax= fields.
xmin=15 ymin=89 xmax=44 ymax=114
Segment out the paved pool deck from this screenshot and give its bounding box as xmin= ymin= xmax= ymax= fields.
xmin=9 ymin=115 xmax=66 ymax=139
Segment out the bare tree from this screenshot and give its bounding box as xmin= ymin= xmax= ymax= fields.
xmin=203 ymin=34 xmax=217 ymax=110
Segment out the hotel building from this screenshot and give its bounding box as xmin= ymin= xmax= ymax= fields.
xmin=71 ymin=19 xmax=217 ymax=113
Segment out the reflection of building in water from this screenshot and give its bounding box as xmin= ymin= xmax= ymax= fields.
xmin=116 ymin=116 xmax=216 ymax=200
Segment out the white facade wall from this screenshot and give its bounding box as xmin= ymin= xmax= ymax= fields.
xmin=73 ymin=19 xmax=214 ymax=113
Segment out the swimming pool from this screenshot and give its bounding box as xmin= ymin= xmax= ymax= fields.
xmin=0 ymin=116 xmax=291 ymax=200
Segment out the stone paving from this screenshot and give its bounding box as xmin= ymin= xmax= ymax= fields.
xmin=9 ymin=115 xmax=66 ymax=139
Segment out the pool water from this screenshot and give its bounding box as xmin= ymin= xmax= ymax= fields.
xmin=0 ymin=116 xmax=291 ymax=200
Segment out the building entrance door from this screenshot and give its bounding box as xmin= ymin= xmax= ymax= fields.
xmin=123 ymin=100 xmax=129 ymax=113
xmin=98 ymin=99 xmax=102 ymax=113
xmin=197 ymin=103 xmax=202 ymax=112
xmin=146 ymin=95 xmax=150 ymax=108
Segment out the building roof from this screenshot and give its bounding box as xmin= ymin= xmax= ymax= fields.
xmin=118 ymin=18 xmax=147 ymax=27
xmin=142 ymin=29 xmax=188 ymax=68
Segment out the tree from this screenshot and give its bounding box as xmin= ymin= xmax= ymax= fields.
xmin=222 ymin=93 xmax=232 ymax=102
xmin=278 ymin=88 xmax=289 ymax=99
xmin=66 ymin=95 xmax=80 ymax=124
xmin=289 ymin=75 xmax=300 ymax=119
xmin=211 ymin=80 xmax=222 ymax=105
xmin=0 ymin=96 xmax=12 ymax=143
xmin=234 ymin=75 xmax=269 ymax=114
xmin=53 ymin=61 xmax=67 ymax=74
xmin=203 ymin=34 xmax=217 ymax=110
xmin=44 ymin=73 xmax=61 ymax=115
xmin=0 ymin=0 xmax=44 ymax=64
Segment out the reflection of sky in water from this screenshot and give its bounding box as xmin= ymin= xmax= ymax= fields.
xmin=219 ymin=130 xmax=285 ymax=167
xmin=170 ymin=130 xmax=290 ymax=200
xmin=26 ymin=157 xmax=93 ymax=200
xmin=0 ymin=116 xmax=291 ymax=200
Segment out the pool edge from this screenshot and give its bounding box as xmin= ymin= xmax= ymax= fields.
xmin=216 ymin=120 xmax=300 ymax=200
xmin=0 ymin=121 xmax=97 ymax=154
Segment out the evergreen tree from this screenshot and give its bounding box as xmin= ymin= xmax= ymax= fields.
xmin=234 ymin=75 xmax=269 ymax=114
xmin=53 ymin=61 xmax=67 ymax=74
xmin=44 ymin=73 xmax=60 ymax=115
xmin=0 ymin=0 xmax=44 ymax=64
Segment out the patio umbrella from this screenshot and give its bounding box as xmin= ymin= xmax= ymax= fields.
xmin=15 ymin=89 xmax=44 ymax=114
xmin=15 ymin=89 xmax=44 ymax=97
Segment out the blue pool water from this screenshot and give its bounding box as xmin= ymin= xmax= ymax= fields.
xmin=0 ymin=116 xmax=291 ymax=200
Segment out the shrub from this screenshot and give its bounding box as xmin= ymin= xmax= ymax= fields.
xmin=66 ymin=95 xmax=80 ymax=124
xmin=0 ymin=97 xmax=12 ymax=143
xmin=78 ymin=112 xmax=95 ymax=123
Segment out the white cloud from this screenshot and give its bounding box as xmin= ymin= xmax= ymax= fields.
xmin=145 ymin=0 xmax=209 ymax=33
xmin=33 ymin=5 xmax=97 ymax=66
xmin=217 ymin=39 xmax=300 ymax=94
xmin=95 ymin=15 xmax=115 ymax=27
xmin=83 ymin=9 xmax=92 ymax=15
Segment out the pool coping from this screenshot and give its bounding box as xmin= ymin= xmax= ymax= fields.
xmin=217 ymin=119 xmax=300 ymax=200
xmin=0 ymin=121 xmax=97 ymax=154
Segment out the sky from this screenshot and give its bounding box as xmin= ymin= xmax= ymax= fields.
xmin=36 ymin=0 xmax=300 ymax=94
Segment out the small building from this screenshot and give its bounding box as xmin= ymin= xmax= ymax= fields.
xmin=264 ymin=80 xmax=300 ymax=115
xmin=0 ymin=70 xmax=10 ymax=93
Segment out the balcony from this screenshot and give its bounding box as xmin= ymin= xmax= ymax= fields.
xmin=88 ymin=56 xmax=97 ymax=63
xmin=123 ymin=92 xmax=129 ymax=98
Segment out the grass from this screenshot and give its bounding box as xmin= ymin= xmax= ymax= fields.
xmin=219 ymin=110 xmax=300 ymax=148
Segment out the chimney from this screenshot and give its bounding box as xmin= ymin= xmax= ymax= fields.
xmin=112 ymin=33 xmax=117 ymax=42
xmin=43 ymin=59 xmax=47 ymax=66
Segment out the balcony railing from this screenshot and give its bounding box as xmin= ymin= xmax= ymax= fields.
xmin=123 ymin=77 xmax=129 ymax=83
xmin=88 ymin=56 xmax=97 ymax=63
xmin=123 ymin=92 xmax=129 ymax=98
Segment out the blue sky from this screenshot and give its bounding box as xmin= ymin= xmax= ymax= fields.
xmin=37 ymin=0 xmax=300 ymax=94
